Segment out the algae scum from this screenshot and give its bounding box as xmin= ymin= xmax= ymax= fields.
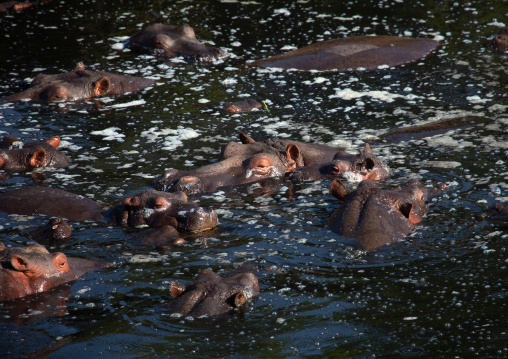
xmin=0 ymin=0 xmax=507 ymax=357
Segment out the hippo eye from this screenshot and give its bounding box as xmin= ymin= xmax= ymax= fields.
xmin=254 ymin=158 xmax=272 ymax=169
xmin=57 ymin=259 xmax=67 ymax=269
xmin=153 ymin=197 xmax=169 ymax=209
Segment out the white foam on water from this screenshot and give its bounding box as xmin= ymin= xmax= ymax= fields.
xmin=90 ymin=127 xmax=125 ymax=142
xmin=330 ymin=88 xmax=422 ymax=103
xmin=109 ymin=99 xmax=146 ymax=109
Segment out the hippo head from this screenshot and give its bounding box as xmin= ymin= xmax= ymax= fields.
xmin=168 ymin=269 xmax=260 ymax=317
xmin=109 ymin=189 xmax=218 ymax=232
xmin=244 ymin=144 xmax=302 ymax=180
xmin=493 ymin=26 xmax=508 ymax=53
xmin=0 ymin=135 xmax=71 ymax=170
xmin=328 ymin=144 xmax=391 ymax=182
xmin=38 ymin=75 xmax=110 ymax=103
xmin=128 ymin=23 xmax=228 ymax=63
xmin=0 ymin=242 xmax=110 ymax=301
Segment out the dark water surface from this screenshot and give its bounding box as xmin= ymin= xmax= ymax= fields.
xmin=1 ymin=0 xmax=507 ymax=357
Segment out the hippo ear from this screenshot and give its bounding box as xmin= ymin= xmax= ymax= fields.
xmin=286 ymin=144 xmax=302 ymax=170
xmin=233 ymin=292 xmax=247 ymax=307
xmin=45 ymin=136 xmax=61 ymax=148
xmin=53 ymin=253 xmax=70 ymax=273
xmin=29 ymin=148 xmax=47 ymax=168
xmin=398 ymin=203 xmax=422 ymax=224
xmin=0 ymin=242 xmax=5 ymax=252
xmin=93 ymin=76 xmax=111 ymax=97
xmin=239 ymin=133 xmax=256 ymax=144
xmin=10 ymin=254 xmax=33 ymax=272
xmin=170 ymin=281 xmax=187 ymax=298
xmin=363 ymin=143 xmax=371 ymax=154
xmin=330 ymin=180 xmax=350 ymax=202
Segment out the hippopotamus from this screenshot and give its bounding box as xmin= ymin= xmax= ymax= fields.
xmin=289 ymin=143 xmax=390 ymax=183
xmin=1 ymin=63 xmax=154 ymax=103
xmin=377 ymin=116 xmax=485 ymax=143
xmin=492 ymin=26 xmax=508 ymax=53
xmin=168 ymin=269 xmax=259 ymax=317
xmin=250 ymin=36 xmax=440 ymax=71
xmin=127 ymin=23 xmax=228 ymax=63
xmin=328 ymin=179 xmax=446 ymax=251
xmin=0 ymin=135 xmax=71 ymax=170
xmin=0 ymin=241 xmax=107 ymax=301
xmin=222 ymin=99 xmax=262 ymax=114
xmin=154 ymin=132 xmax=340 ymax=195
xmin=0 ymin=187 xmax=218 ymax=233
xmin=31 ymin=218 xmax=72 ymax=242
xmin=0 ymin=0 xmax=50 ymax=12
xmin=486 ymin=203 xmax=508 ymax=223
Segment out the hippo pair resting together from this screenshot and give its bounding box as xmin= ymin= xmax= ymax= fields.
xmin=154 ymin=132 xmax=390 ymax=196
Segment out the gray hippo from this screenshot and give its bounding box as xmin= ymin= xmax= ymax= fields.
xmin=1 ymin=63 xmax=154 ymax=103
xmin=250 ymin=35 xmax=440 ymax=71
xmin=169 ymin=269 xmax=259 ymax=317
xmin=328 ymin=179 xmax=446 ymax=251
xmin=127 ymin=23 xmax=228 ymax=63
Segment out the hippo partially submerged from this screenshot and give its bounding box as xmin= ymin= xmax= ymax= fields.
xmin=251 ymin=35 xmax=440 ymax=71
xmin=127 ymin=23 xmax=228 ymax=63
xmin=153 ymin=132 xmax=341 ymax=195
xmin=328 ymin=179 xmax=446 ymax=251
xmin=0 ymin=241 xmax=107 ymax=301
xmin=169 ymin=269 xmax=259 ymax=317
xmin=1 ymin=63 xmax=154 ymax=103
xmin=0 ymin=135 xmax=71 ymax=170
xmin=0 ymin=187 xmax=218 ymax=235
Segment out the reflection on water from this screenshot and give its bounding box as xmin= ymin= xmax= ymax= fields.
xmin=0 ymin=0 xmax=507 ymax=357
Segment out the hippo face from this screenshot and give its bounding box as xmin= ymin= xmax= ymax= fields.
xmin=328 ymin=179 xmax=446 ymax=251
xmin=127 ymin=23 xmax=228 ymax=63
xmin=153 ymin=144 xmax=301 ymax=196
xmin=0 ymin=243 xmax=69 ymax=301
xmin=290 ymin=143 xmax=391 ymax=183
xmin=109 ymin=189 xmax=218 ymax=232
xmin=0 ymin=135 xmax=71 ymax=170
xmin=492 ymin=26 xmax=508 ymax=53
xmin=169 ymin=269 xmax=260 ymax=317
xmin=32 ymin=218 xmax=72 ymax=242
xmin=0 ymin=242 xmax=105 ymax=301
xmin=1 ymin=63 xmax=154 ymax=103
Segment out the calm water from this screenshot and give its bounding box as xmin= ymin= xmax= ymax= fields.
xmin=0 ymin=0 xmax=507 ymax=357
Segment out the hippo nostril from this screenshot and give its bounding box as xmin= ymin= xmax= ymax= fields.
xmin=363 ymin=158 xmax=375 ymax=171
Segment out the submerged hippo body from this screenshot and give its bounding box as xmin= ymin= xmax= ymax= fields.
xmin=492 ymin=26 xmax=508 ymax=53
xmin=289 ymin=143 xmax=390 ymax=183
xmin=127 ymin=23 xmax=228 ymax=63
xmin=251 ymin=36 xmax=440 ymax=71
xmin=154 ymin=132 xmax=340 ymax=196
xmin=0 ymin=241 xmax=107 ymax=301
xmin=328 ymin=179 xmax=445 ymax=251
xmin=169 ymin=269 xmax=259 ymax=317
xmin=0 ymin=135 xmax=71 ymax=170
xmin=0 ymin=187 xmax=218 ymax=233
xmin=1 ymin=63 xmax=154 ymax=103
xmin=486 ymin=203 xmax=508 ymax=223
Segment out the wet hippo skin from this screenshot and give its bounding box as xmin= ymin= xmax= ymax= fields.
xmin=0 ymin=241 xmax=108 ymax=301
xmin=289 ymin=143 xmax=391 ymax=183
xmin=0 ymin=187 xmax=218 ymax=234
xmin=328 ymin=179 xmax=446 ymax=251
xmin=154 ymin=132 xmax=341 ymax=196
xmin=0 ymin=135 xmax=71 ymax=170
xmin=251 ymin=36 xmax=440 ymax=71
xmin=169 ymin=269 xmax=260 ymax=317
xmin=127 ymin=23 xmax=228 ymax=63
xmin=1 ymin=63 xmax=154 ymax=103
